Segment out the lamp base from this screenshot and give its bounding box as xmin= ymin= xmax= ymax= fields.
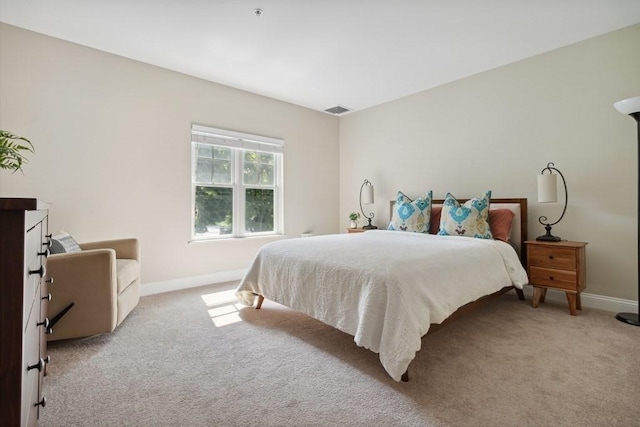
xmin=536 ymin=234 xmax=561 ymax=242
xmin=362 ymin=217 xmax=377 ymax=230
xmin=615 ymin=312 xmax=640 ymax=326
xmin=536 ymin=224 xmax=561 ymax=242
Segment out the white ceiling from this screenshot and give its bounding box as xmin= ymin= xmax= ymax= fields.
xmin=1 ymin=0 xmax=640 ymax=114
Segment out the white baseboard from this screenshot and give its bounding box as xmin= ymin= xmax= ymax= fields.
xmin=140 ymin=269 xmax=247 ymax=296
xmin=141 ymin=271 xmax=637 ymax=314
xmin=521 ymin=286 xmax=637 ymax=314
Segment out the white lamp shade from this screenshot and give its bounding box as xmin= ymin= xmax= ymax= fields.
xmin=537 ymin=173 xmax=558 ymax=203
xmin=614 ymin=96 xmax=640 ymax=115
xmin=362 ymin=183 xmax=374 ymax=204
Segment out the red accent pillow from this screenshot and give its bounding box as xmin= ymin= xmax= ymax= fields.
xmin=430 ymin=206 xmax=442 ymax=234
xmin=488 ymin=209 xmax=515 ymax=242
xmin=430 ymin=206 xmax=514 ymax=242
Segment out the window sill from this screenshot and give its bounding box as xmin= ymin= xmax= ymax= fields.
xmin=188 ymin=234 xmax=286 ymax=244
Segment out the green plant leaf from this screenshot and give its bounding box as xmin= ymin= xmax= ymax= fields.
xmin=0 ymin=130 xmax=35 ymax=173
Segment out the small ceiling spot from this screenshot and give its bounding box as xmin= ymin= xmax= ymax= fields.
xmin=324 ymin=105 xmax=351 ymax=115
xmin=254 ymin=8 xmax=263 ymax=17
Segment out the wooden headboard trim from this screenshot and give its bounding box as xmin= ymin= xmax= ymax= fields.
xmin=389 ymin=197 xmax=528 ymax=261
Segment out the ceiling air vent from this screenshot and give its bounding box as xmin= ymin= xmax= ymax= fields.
xmin=324 ymin=105 xmax=351 ymax=115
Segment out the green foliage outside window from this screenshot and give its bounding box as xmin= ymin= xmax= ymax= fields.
xmin=193 ymin=142 xmax=278 ymax=237
xmin=243 ymin=151 xmax=274 ymax=186
xmin=194 ymin=186 xmax=233 ymax=234
xmin=245 ymin=189 xmax=274 ymax=232
xmin=194 ymin=187 xmax=274 ymax=234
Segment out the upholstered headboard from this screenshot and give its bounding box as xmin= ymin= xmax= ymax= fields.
xmin=389 ymin=197 xmax=528 ymax=258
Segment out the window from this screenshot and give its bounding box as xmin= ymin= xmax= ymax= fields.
xmin=191 ymin=124 xmax=283 ymax=240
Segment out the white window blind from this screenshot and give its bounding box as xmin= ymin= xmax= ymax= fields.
xmin=191 ymin=124 xmax=283 ymax=154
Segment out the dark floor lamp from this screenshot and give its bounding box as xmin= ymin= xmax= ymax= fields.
xmin=614 ymin=96 xmax=640 ymax=327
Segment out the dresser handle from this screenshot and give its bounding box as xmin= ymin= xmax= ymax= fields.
xmin=44 ymin=355 xmax=51 ymax=377
xmin=38 ymin=248 xmax=50 ymax=258
xmin=43 ymin=240 xmax=52 ymax=247
xmin=29 ymin=265 xmax=45 ymax=277
xmin=35 ymin=397 xmax=46 ymax=408
xmin=28 ymin=358 xmax=45 ymax=372
xmin=46 ymin=277 xmax=55 ymax=285
xmin=42 ymin=293 xmax=52 ymax=301
xmin=37 ymin=318 xmax=53 ymax=334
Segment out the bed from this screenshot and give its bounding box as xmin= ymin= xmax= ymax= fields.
xmin=235 ymin=197 xmax=529 ymax=382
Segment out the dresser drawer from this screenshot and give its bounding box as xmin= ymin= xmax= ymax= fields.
xmin=23 ymin=222 xmax=44 ymax=326
xmin=529 ymin=266 xmax=578 ymax=291
xmin=528 ymin=246 xmax=576 ymax=270
xmin=22 ymin=302 xmax=42 ymax=427
xmin=1 ymin=199 xmax=50 ymax=426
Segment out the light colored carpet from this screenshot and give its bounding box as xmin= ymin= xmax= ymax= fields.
xmin=41 ymin=281 xmax=640 ymax=426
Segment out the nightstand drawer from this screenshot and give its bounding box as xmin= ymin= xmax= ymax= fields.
xmin=529 ymin=267 xmax=577 ymax=291
xmin=528 ymin=247 xmax=576 ymax=270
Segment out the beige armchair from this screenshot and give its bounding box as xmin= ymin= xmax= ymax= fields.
xmin=46 ymin=238 xmax=140 ymax=341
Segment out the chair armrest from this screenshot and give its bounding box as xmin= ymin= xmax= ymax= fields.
xmin=80 ymin=238 xmax=139 ymax=261
xmin=46 ymin=249 xmax=118 ymax=338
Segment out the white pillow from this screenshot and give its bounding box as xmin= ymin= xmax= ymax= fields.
xmin=50 ymin=230 xmax=82 ymax=254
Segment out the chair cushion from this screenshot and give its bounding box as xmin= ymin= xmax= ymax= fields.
xmin=116 ymin=259 xmax=140 ymax=295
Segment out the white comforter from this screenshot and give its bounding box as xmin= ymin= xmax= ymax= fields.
xmin=235 ymin=230 xmax=528 ymax=381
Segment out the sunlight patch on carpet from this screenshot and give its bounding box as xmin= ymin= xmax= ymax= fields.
xmin=201 ymin=288 xmax=244 ymax=327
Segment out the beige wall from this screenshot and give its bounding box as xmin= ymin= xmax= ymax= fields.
xmin=340 ymin=24 xmax=640 ymax=300
xmin=0 ymin=24 xmax=340 ymax=285
xmin=3 ymin=22 xmax=639 ymax=301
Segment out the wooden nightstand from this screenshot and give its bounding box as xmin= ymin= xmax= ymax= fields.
xmin=347 ymin=228 xmax=365 ymax=233
xmin=525 ymin=240 xmax=587 ymax=316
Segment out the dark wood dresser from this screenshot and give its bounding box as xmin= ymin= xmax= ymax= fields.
xmin=1 ymin=198 xmax=52 ymax=426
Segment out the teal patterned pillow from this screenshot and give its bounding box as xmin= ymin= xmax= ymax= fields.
xmin=388 ymin=191 xmax=433 ymax=233
xmin=438 ymin=191 xmax=493 ymax=239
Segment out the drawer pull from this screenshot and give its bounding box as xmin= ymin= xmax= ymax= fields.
xmin=29 ymin=265 xmax=45 ymax=277
xmin=27 ymin=358 xmax=45 ymax=372
xmin=43 ymin=240 xmax=52 ymax=247
xmin=44 ymin=355 xmax=51 ymax=377
xmin=38 ymin=248 xmax=50 ymax=258
xmin=42 ymin=293 xmax=52 ymax=301
xmin=35 ymin=397 xmax=46 ymax=408
xmin=46 ymin=277 xmax=55 ymax=285
xmin=37 ymin=318 xmax=53 ymax=334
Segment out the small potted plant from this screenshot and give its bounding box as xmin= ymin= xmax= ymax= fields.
xmin=349 ymin=212 xmax=361 ymax=228
xmin=0 ymin=131 xmax=34 ymax=174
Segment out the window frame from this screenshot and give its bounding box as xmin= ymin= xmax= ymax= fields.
xmin=191 ymin=124 xmax=284 ymax=241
